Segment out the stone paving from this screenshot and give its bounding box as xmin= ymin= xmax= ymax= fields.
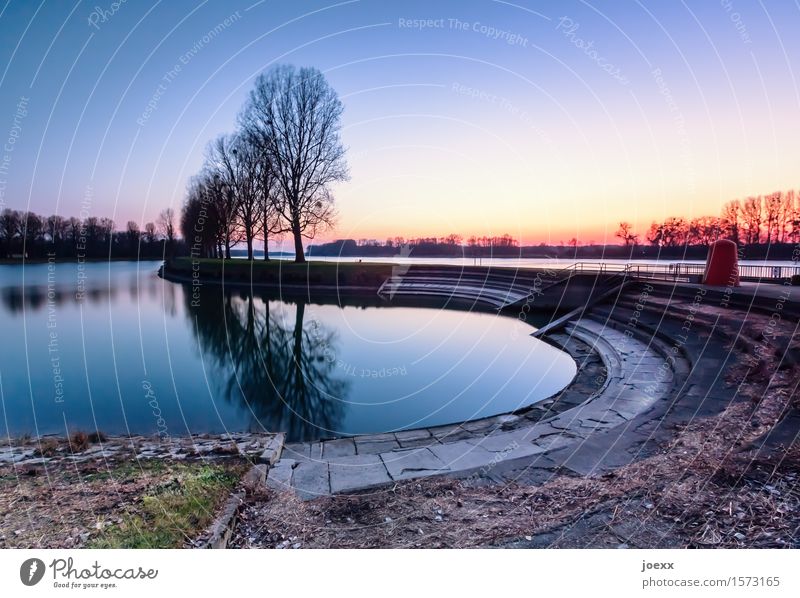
xmin=267 ymin=316 xmax=682 ymax=499
xmin=492 ymin=282 xmax=766 ymax=485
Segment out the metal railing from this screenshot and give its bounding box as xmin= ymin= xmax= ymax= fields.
xmin=378 ymin=260 xmax=799 ymax=309
xmin=562 ymin=261 xmax=800 ymax=283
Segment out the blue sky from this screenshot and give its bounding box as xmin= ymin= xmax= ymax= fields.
xmin=1 ymin=0 xmax=798 ymax=243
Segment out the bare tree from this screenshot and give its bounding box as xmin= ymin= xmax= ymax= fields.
xmin=787 ymin=191 xmax=800 ymax=242
xmin=157 ymin=208 xmax=176 ymax=256
xmin=764 ymin=192 xmax=783 ymax=244
xmin=777 ymin=191 xmax=794 ymax=243
xmin=22 ymin=212 xmax=43 ymax=249
xmin=721 ymin=199 xmax=741 ymax=245
xmin=242 ymin=65 xmax=348 ymax=262
xmin=741 ymin=196 xmax=762 ymax=244
xmin=0 ymin=209 xmax=21 ymax=257
xmin=615 ymin=221 xmax=639 ymax=246
xmin=204 ymin=138 xmax=245 ymax=259
xmin=46 ymin=215 xmax=66 ymax=245
xmin=255 ymin=147 xmax=283 ymax=261
xmin=236 ymin=142 xmax=263 ymax=261
xmin=207 ymin=134 xmax=261 ymax=260
xmin=647 ymin=218 xmax=688 ymax=247
xmin=125 ymin=220 xmax=140 ymax=255
xmin=181 ymin=177 xmax=221 ymax=259
xmin=144 ymin=222 xmax=157 ymax=243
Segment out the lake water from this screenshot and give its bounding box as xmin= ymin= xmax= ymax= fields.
xmin=0 ymin=261 xmax=576 ymax=442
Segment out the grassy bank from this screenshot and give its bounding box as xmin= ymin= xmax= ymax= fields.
xmin=88 ymin=462 xmax=242 ymax=548
xmin=0 ymin=458 xmax=245 ymax=549
xmin=165 ymin=257 xmax=395 ymax=288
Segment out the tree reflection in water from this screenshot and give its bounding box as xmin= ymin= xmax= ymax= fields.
xmin=185 ymin=287 xmax=348 ymax=441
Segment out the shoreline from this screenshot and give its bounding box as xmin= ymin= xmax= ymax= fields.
xmin=0 ymin=256 xmax=164 ymax=265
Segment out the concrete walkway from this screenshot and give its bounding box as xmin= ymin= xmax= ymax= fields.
xmin=267 ymin=317 xmax=682 ymax=499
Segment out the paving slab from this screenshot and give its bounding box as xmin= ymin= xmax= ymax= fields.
xmin=465 ymin=428 xmax=539 ymax=453
xmin=266 ymin=459 xmax=295 ymax=490
xmin=329 ymin=454 xmax=392 ymax=494
xmin=381 ymin=447 xmax=450 ymax=480
xmin=427 ymin=441 xmax=496 ymax=473
xmin=258 ymin=433 xmax=285 ymax=464
xmin=429 ymin=424 xmax=475 ymax=442
xmin=281 ymin=442 xmax=323 ymax=462
xmin=394 ymin=428 xmax=433 ymax=443
xmin=354 ymin=438 xmax=400 ymax=454
xmin=553 ymin=435 xmax=640 ymax=476
xmin=290 ymin=461 xmax=331 ymax=499
xmin=322 ymin=438 xmax=356 ymax=459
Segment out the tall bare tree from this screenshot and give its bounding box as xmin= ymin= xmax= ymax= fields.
xmin=741 ymin=196 xmax=762 ymax=244
xmin=181 ymin=177 xmax=222 ymax=258
xmin=255 ymin=149 xmax=283 ymax=261
xmin=144 ymin=222 xmax=157 ymax=244
xmin=241 ymin=65 xmax=348 ymax=262
xmin=157 ymin=208 xmax=175 ymax=257
xmin=208 ymin=134 xmax=261 ymax=260
xmin=204 ymin=138 xmax=245 ymax=259
xmin=721 ymin=199 xmax=741 ymax=245
xmin=615 ymin=221 xmax=638 ymax=246
xmin=764 ymin=192 xmax=783 ymax=244
xmin=0 ymin=209 xmax=21 ymax=256
xmin=125 ymin=220 xmax=140 ymax=254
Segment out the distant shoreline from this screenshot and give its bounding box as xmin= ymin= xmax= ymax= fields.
xmin=0 ymin=256 xmax=164 ymax=265
xmin=306 ymin=241 xmax=800 ymax=261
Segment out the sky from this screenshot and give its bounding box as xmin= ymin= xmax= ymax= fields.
xmin=0 ymin=0 xmax=799 ymax=246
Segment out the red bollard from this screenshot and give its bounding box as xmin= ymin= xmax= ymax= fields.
xmin=703 ymin=239 xmax=739 ymax=286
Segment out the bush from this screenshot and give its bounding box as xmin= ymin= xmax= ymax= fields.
xmin=34 ymin=437 xmax=60 ymax=457
xmin=88 ymin=431 xmax=108 ymax=443
xmin=69 ymin=431 xmax=90 ymax=452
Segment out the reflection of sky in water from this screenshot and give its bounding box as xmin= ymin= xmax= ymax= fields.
xmin=0 ymin=262 xmax=575 ymax=442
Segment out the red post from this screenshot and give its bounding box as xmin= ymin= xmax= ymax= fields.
xmin=703 ymin=240 xmax=739 ymax=286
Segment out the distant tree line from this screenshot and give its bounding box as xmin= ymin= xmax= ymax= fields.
xmin=310 ymin=191 xmax=800 ymax=260
xmin=308 ymin=234 xmax=521 ymax=257
xmin=0 ymin=207 xmax=176 ymax=259
xmin=626 ymin=190 xmax=800 ymax=249
xmin=180 ymin=64 xmax=348 ymax=263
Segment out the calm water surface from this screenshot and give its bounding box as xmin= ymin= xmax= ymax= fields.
xmin=0 ymin=261 xmax=575 ymax=442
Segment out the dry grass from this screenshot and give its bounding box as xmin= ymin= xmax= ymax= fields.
xmin=68 ymin=431 xmax=90 ymax=452
xmin=0 ymin=458 xmax=246 ymax=548
xmin=33 ymin=438 xmax=59 ymax=458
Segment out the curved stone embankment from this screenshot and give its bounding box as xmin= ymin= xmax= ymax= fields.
xmin=267 ymin=280 xmax=800 ymax=499
xmin=486 ymin=280 xmax=800 ymax=487
xmin=267 ymin=308 xmax=687 ymax=498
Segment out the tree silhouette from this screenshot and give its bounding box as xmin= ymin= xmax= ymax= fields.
xmin=184 ymin=287 xmax=347 ymax=441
